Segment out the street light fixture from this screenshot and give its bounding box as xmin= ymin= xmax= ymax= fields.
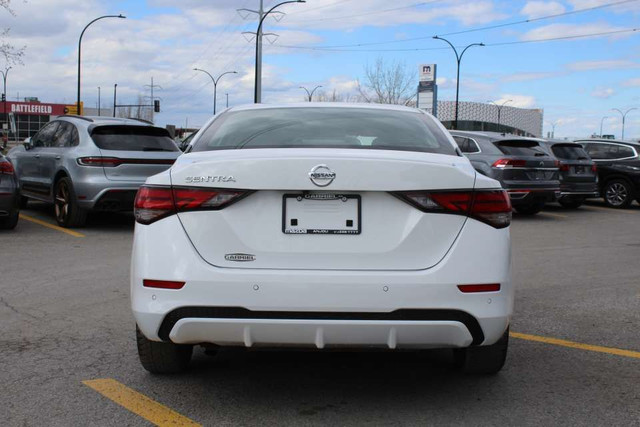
xmin=600 ymin=116 xmax=609 ymax=137
xmin=254 ymin=0 xmax=305 ymax=103
xmin=611 ymin=108 xmax=637 ymax=140
xmin=545 ymin=120 xmax=559 ymax=138
xmin=194 ymin=68 xmax=238 ymax=115
xmin=487 ymin=99 xmax=512 ymax=129
xmin=300 ymin=85 xmax=322 ymax=102
xmin=77 ymin=14 xmax=126 ymax=115
xmin=433 ymin=36 xmax=484 ymax=130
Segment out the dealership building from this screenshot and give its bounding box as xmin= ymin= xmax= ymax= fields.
xmin=0 ymin=100 xmax=76 ymax=141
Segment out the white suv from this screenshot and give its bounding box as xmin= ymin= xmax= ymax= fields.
xmin=131 ymin=103 xmax=513 ymax=375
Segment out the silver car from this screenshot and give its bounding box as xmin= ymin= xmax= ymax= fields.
xmin=7 ymin=116 xmax=180 ymax=227
xmin=0 ymin=154 xmax=19 ymax=229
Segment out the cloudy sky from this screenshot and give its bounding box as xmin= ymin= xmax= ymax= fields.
xmin=1 ymin=0 xmax=639 ymax=138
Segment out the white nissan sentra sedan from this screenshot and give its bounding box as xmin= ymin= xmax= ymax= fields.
xmin=131 ymin=103 xmax=513 ymax=375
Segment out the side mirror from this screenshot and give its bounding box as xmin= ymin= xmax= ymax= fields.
xmin=23 ymin=137 xmax=32 ymax=150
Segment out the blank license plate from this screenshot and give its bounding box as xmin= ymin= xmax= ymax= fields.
xmin=283 ymin=194 xmax=361 ymax=235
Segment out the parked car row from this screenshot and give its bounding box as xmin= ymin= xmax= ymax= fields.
xmin=451 ymin=131 xmax=640 ymax=212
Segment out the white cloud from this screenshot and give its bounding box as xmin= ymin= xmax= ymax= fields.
xmin=494 ymin=94 xmax=537 ymax=108
xmin=591 ymin=87 xmax=615 ymax=98
xmin=520 ymin=23 xmax=632 ymax=42
xmin=567 ymin=0 xmax=640 ymax=12
xmin=520 ymin=1 xmax=565 ymax=19
xmin=623 ymin=78 xmax=640 ymax=87
xmin=501 ymin=71 xmax=562 ymax=82
xmin=566 ymin=59 xmax=640 ymax=71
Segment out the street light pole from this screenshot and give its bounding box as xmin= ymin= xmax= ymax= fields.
xmin=611 ymin=108 xmax=638 ymax=140
xmin=254 ymin=0 xmax=305 ymax=103
xmin=300 ymin=85 xmax=322 ymax=102
xmin=545 ymin=120 xmax=558 ymax=138
xmin=77 ymin=14 xmax=126 ymax=116
xmin=226 ymin=93 xmax=229 ymax=108
xmin=194 ymin=69 xmax=237 ymax=115
xmin=488 ymin=99 xmax=512 ymax=130
xmin=113 ymin=84 xmax=117 ymax=117
xmin=97 ymin=86 xmax=101 ymax=116
xmin=600 ymin=116 xmax=609 ymax=137
xmin=1 ymin=66 xmax=10 ymax=147
xmin=433 ymin=36 xmax=484 ymax=130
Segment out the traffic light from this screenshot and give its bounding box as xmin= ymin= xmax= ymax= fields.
xmin=1 ymin=93 xmax=5 ymax=102
xmin=154 ymin=100 xmax=160 ymax=113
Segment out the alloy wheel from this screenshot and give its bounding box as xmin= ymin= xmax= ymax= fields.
xmin=605 ymin=182 xmax=628 ymax=207
xmin=54 ymin=181 xmax=70 ymax=223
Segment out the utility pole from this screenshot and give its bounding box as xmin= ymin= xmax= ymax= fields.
xmin=433 ymin=36 xmax=484 ymax=130
xmin=1 ymin=66 xmax=10 ymax=148
xmin=300 ymin=85 xmax=322 ymax=102
xmin=611 ymin=108 xmax=637 ymax=140
xmin=226 ymin=93 xmax=229 ymax=108
xmin=113 ymin=83 xmax=117 ymax=117
xmin=600 ymin=116 xmax=608 ymax=137
xmin=97 ymin=86 xmax=101 ymax=116
xmin=239 ymin=0 xmax=305 ymax=103
xmin=144 ymin=77 xmax=162 ymax=121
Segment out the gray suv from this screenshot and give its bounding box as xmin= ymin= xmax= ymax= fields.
xmin=450 ymin=131 xmax=560 ymax=215
xmin=7 ymin=116 xmax=180 ymax=227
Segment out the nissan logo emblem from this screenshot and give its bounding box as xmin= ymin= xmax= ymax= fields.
xmin=308 ymin=164 xmax=336 ymax=187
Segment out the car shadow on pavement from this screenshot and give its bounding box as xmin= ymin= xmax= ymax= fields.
xmin=23 ymin=201 xmax=134 ymax=231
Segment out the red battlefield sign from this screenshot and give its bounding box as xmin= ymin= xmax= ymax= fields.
xmin=5 ymin=101 xmax=70 ymax=116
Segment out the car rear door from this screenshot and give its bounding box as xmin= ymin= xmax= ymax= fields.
xmin=492 ymin=139 xmax=559 ymax=190
xmin=551 ymin=144 xmax=596 ymax=188
xmin=88 ymin=125 xmax=180 ymax=182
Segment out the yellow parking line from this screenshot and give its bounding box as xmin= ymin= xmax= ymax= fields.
xmin=19 ymin=213 xmax=85 ymax=238
xmin=539 ymin=212 xmax=567 ymax=218
xmin=583 ymin=205 xmax=637 ymax=214
xmin=511 ymin=332 xmax=640 ymax=360
xmin=83 ymin=379 xmax=201 ymax=427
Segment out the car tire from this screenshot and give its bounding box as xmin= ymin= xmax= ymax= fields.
xmin=454 ymin=327 xmax=509 ymax=375
xmin=136 ymin=326 xmax=193 ymax=374
xmin=19 ymin=195 xmax=29 ymax=209
xmin=54 ymin=177 xmax=87 ymax=228
xmin=558 ymin=197 xmax=584 ymax=209
xmin=514 ymin=201 xmax=545 ymax=215
xmin=603 ymin=179 xmax=633 ymax=209
xmin=0 ymin=208 xmax=19 ymax=230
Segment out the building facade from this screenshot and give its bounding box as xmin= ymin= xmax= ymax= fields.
xmin=0 ymin=100 xmax=75 ymax=141
xmin=435 ymin=101 xmax=544 ymax=137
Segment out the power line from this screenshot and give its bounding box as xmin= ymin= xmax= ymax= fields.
xmin=277 ymin=28 xmax=639 ymax=52
xmin=292 ymin=0 xmax=445 ymax=23
xmin=285 ymin=0 xmax=357 ymax=15
xmin=281 ymin=0 xmax=638 ymax=49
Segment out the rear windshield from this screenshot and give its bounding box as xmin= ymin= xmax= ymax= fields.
xmin=494 ymin=140 xmax=547 ymax=156
xmin=191 ymin=107 xmax=457 ymax=155
xmin=91 ymin=126 xmax=179 ymax=152
xmin=551 ymin=144 xmax=590 ymax=160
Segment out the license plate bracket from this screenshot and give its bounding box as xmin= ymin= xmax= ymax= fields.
xmin=282 ymin=193 xmax=361 ymax=235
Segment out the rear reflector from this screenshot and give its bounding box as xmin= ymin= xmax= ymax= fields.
xmin=458 ymin=284 xmax=501 ymax=293
xmin=0 ymin=161 xmax=14 ymax=175
xmin=134 ymin=185 xmax=251 ymax=225
xmin=394 ymin=190 xmax=512 ymax=229
xmin=492 ymin=158 xmax=526 ymax=168
xmin=143 ymin=279 xmax=185 ymax=289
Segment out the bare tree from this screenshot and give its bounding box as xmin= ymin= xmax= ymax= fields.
xmin=117 ymin=94 xmax=153 ymax=122
xmin=1 ymin=1 xmax=26 ymax=65
xmin=357 ymin=57 xmax=415 ymax=106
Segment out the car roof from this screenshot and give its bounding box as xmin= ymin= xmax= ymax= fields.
xmin=56 ymin=115 xmax=154 ymax=127
xmin=574 ymin=138 xmax=640 ymax=147
xmin=226 ymin=102 xmax=422 ymax=114
xmin=449 ymin=130 xmax=537 ymax=142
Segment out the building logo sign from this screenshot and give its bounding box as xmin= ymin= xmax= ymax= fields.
xmin=11 ymin=103 xmax=53 ymax=114
xmin=419 ymin=63 xmax=436 ymax=82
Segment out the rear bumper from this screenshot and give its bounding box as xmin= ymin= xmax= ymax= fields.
xmin=131 ymin=215 xmax=513 ymax=349
xmin=75 ymin=179 xmax=143 ymax=211
xmin=506 ymin=188 xmax=559 ymax=204
xmin=559 ymin=182 xmax=599 ymax=198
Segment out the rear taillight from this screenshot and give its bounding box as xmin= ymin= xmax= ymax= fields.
xmin=394 ymin=190 xmax=511 ymax=229
xmin=134 ymin=185 xmax=251 ymax=225
xmin=0 ymin=161 xmax=14 ymax=175
xmin=77 ymin=156 xmax=123 ymax=167
xmin=591 ymin=163 xmax=597 ymax=173
xmin=492 ymin=158 xmax=526 ymax=168
xmin=555 ymin=161 xmax=570 ymax=172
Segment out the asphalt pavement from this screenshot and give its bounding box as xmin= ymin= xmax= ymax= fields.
xmin=1 ymin=201 xmax=639 ymax=426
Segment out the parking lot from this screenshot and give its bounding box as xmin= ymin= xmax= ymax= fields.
xmin=1 ymin=201 xmax=639 ymax=426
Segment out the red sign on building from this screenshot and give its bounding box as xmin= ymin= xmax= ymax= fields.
xmin=5 ymin=101 xmax=70 ymax=116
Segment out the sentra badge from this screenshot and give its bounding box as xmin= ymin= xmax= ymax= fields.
xmin=185 ymin=176 xmax=236 ymax=183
